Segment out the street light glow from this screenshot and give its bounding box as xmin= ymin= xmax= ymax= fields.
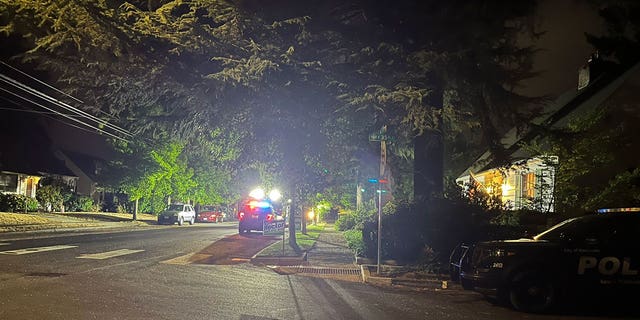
xmin=269 ymin=189 xmax=282 ymax=201
xmin=249 ymin=187 xmax=265 ymax=200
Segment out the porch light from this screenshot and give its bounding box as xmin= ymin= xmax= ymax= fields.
xmin=501 ymin=183 xmax=513 ymax=196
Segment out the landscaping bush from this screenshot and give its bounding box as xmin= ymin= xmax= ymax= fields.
xmin=64 ymin=195 xmax=95 ymax=212
xmin=0 ymin=193 xmax=39 ymax=212
xmin=335 ymin=213 xmax=357 ymax=231
xmin=362 ymin=198 xmax=495 ymax=265
xmin=36 ymin=185 xmax=64 ymax=212
xmin=343 ymin=229 xmax=364 ymax=255
xmin=335 ymin=208 xmax=376 ymax=231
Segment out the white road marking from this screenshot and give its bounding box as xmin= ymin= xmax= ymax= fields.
xmin=0 ymin=242 xmax=10 ymax=246
xmin=0 ymin=245 xmax=77 ymax=255
xmin=77 ymin=249 xmax=145 ymax=260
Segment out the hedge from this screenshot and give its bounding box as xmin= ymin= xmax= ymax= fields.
xmin=0 ymin=193 xmax=39 ymax=213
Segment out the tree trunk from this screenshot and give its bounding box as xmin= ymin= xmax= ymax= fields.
xmin=288 ymin=199 xmax=299 ymax=250
xmin=302 ymin=206 xmax=307 ymax=234
xmin=133 ymin=199 xmax=138 ymax=221
xmin=413 ymin=87 xmax=444 ymax=204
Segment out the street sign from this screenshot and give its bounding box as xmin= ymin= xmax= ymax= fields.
xmin=369 ymin=132 xmax=391 ymax=141
xmin=263 ymin=220 xmax=285 ymax=235
xmin=369 ymin=126 xmax=394 ymax=142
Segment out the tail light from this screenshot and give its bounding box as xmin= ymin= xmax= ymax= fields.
xmin=238 ymin=212 xmax=245 ymax=221
xmin=266 ymin=213 xmax=274 ymax=222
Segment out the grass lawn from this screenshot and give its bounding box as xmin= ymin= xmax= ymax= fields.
xmin=0 ymin=211 xmax=156 ymax=232
xmin=60 ymin=211 xmax=157 ymax=223
xmin=257 ymin=223 xmax=325 ymax=257
xmin=0 ymin=212 xmax=98 ymax=232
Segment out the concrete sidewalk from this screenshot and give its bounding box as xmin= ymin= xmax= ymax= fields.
xmin=306 ymin=227 xmax=355 ymax=267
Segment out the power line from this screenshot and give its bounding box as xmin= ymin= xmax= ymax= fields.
xmin=0 ymin=73 xmax=132 ymax=137
xmin=0 ymin=86 xmax=130 ymax=142
xmin=0 ymin=60 xmax=118 ymax=119
xmin=42 ymin=111 xmax=111 ymax=136
xmin=0 ymin=106 xmax=82 ymax=116
xmin=0 ymin=60 xmax=83 ymax=104
xmin=0 ymin=73 xmax=133 ymax=138
xmin=0 ymin=105 xmax=117 ymax=138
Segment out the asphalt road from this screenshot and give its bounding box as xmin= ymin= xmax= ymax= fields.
xmin=0 ymin=223 xmax=636 ymax=320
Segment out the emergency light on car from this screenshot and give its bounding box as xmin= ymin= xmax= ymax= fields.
xmin=248 ymin=200 xmax=271 ymax=209
xmin=596 ymin=207 xmax=640 ymax=214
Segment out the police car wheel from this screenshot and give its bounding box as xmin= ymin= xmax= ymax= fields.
xmin=449 ymin=266 xmax=460 ymax=282
xmin=508 ymin=269 xmax=556 ymax=313
xmin=178 ymin=217 xmax=184 ymax=226
xmin=460 ymin=278 xmax=474 ymax=290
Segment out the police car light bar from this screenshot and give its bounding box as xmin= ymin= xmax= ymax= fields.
xmin=596 ymin=207 xmax=640 ymax=214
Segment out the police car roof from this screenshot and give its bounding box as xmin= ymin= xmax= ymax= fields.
xmin=596 ymin=207 xmax=640 ymax=214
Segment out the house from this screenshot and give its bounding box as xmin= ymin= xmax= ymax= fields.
xmin=0 ymin=170 xmax=40 ymax=197
xmin=54 ymin=149 xmax=104 ymax=201
xmin=0 ymin=110 xmax=78 ymax=198
xmin=457 ymin=58 xmax=640 ymax=212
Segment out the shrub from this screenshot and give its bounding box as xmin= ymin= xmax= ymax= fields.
xmin=64 ymin=195 xmax=95 ymax=212
xmin=335 ymin=213 xmax=357 ymax=231
xmin=335 ymin=208 xmax=376 ymax=231
xmin=343 ymin=229 xmax=364 ymax=255
xmin=36 ymin=185 xmax=63 ymax=212
xmin=362 ymin=199 xmax=497 ymax=264
xmin=0 ymin=193 xmax=39 ymax=212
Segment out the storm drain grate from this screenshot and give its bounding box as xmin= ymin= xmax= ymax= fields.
xmin=289 ymin=266 xmax=361 ymax=276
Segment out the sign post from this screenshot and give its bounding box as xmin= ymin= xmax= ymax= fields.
xmin=369 ymin=126 xmax=390 ymax=275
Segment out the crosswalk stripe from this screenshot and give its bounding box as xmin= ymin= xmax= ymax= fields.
xmin=0 ymin=242 xmax=10 ymax=246
xmin=0 ymin=245 xmax=77 ymax=255
xmin=77 ymin=249 xmax=145 ymax=260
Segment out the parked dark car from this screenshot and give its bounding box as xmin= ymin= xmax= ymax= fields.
xmin=452 ymin=211 xmax=640 ymax=313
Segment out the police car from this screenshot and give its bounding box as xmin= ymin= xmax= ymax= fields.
xmin=237 ymin=199 xmax=280 ymax=234
xmin=454 ymin=209 xmax=640 ymax=313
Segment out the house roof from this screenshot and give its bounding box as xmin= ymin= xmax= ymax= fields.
xmin=459 ymin=60 xmax=640 ymax=177
xmin=0 ymin=110 xmax=77 ymax=177
xmin=57 ymin=149 xmax=103 ymax=181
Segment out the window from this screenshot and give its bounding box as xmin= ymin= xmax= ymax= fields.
xmin=522 ymin=172 xmax=535 ymax=198
xmin=0 ymin=174 xmax=17 ymax=192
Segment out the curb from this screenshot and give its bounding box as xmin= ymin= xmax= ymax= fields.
xmin=250 ymin=251 xmax=308 ymax=266
xmin=0 ymin=224 xmax=161 ymax=241
xmin=355 ymin=255 xmax=400 ymax=266
xmin=360 ymin=264 xmax=451 ymax=291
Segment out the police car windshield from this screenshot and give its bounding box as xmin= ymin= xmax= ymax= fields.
xmin=534 ymin=215 xmax=600 ymax=241
xmin=167 ymin=204 xmax=183 ymax=211
xmin=534 ymin=219 xmax=573 ymax=240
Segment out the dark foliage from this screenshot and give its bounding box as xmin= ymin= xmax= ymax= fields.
xmin=64 ymin=194 xmax=95 ymax=212
xmin=360 ymin=199 xmax=562 ymax=267
xmin=0 ymin=193 xmax=39 ymax=213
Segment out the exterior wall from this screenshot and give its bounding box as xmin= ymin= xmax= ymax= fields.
xmin=53 ymin=150 xmax=95 ymax=197
xmin=0 ymin=172 xmax=41 ymax=198
xmin=457 ymin=157 xmax=557 ymax=212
